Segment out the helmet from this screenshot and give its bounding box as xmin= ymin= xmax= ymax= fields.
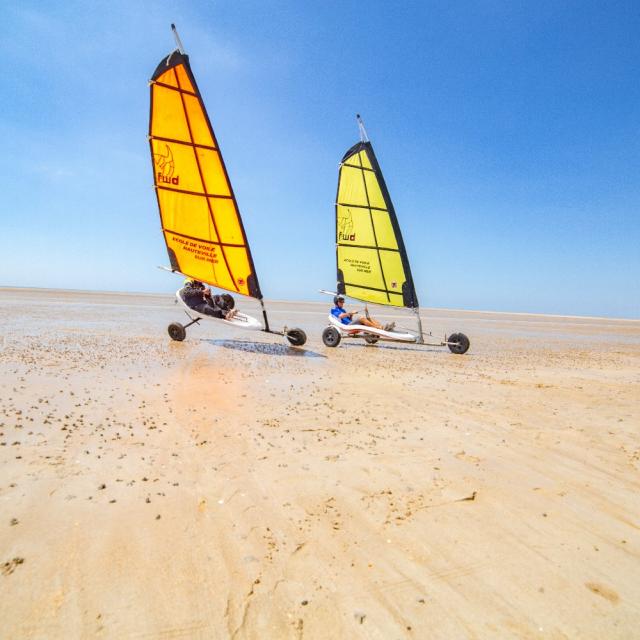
xmin=333 ymin=295 xmax=345 ymax=305
xmin=221 ymin=293 xmax=235 ymax=309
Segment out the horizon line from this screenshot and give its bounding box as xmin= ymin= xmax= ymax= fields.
xmin=1 ymin=286 xmax=638 ymax=323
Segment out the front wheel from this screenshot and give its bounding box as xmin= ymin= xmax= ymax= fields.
xmin=286 ymin=328 xmax=307 ymax=346
xmin=168 ymin=322 xmax=186 ymax=342
xmin=447 ymin=332 xmax=470 ymax=355
xmin=322 ymin=326 xmax=341 ymax=347
xmin=364 ymin=334 xmax=379 ymax=345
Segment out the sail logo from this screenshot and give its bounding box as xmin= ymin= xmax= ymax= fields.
xmin=154 ymin=143 xmax=180 ymax=186
xmin=338 ymin=209 xmax=355 ymax=242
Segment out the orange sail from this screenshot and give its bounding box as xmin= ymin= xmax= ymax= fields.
xmin=149 ymin=50 xmax=261 ymax=298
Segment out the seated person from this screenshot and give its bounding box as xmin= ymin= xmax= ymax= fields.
xmin=180 ymin=280 xmax=237 ymax=320
xmin=204 ymin=289 xmax=238 ymax=320
xmin=330 ymin=295 xmax=394 ymax=331
xmin=181 ymin=279 xmax=207 ymax=309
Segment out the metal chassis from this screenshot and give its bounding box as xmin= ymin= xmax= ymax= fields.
xmin=333 ymin=324 xmax=458 ymax=349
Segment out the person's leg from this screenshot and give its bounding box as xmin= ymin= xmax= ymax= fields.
xmin=356 ymin=317 xmax=384 ymax=329
xmin=193 ymin=303 xmax=223 ymax=319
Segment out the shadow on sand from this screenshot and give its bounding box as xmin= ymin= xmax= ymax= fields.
xmin=207 ymin=339 xmax=327 ymax=358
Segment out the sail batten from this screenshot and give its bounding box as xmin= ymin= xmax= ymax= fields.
xmin=335 ymin=139 xmax=418 ymax=309
xmin=149 ymin=50 xmax=261 ymax=298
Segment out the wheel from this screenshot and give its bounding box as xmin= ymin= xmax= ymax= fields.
xmin=447 ymin=332 xmax=470 ymax=354
xmin=286 ymin=328 xmax=307 ymax=346
xmin=364 ymin=334 xmax=379 ymax=345
xmin=168 ymin=322 xmax=186 ymax=342
xmin=322 ymin=326 xmax=341 ymax=347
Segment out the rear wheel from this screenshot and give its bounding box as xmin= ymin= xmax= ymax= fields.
xmin=447 ymin=332 xmax=470 ymax=354
xmin=168 ymin=322 xmax=186 ymax=342
xmin=364 ymin=334 xmax=379 ymax=345
xmin=286 ymin=328 xmax=307 ymax=346
xmin=322 ymin=326 xmax=341 ymax=347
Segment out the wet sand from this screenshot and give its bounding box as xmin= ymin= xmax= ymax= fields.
xmin=1 ymin=287 xmax=638 ymax=639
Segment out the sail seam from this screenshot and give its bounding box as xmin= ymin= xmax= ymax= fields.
xmin=344 ymin=282 xmax=403 ymax=296
xmin=152 ymin=80 xmax=197 ymax=97
xmin=337 ymin=242 xmax=399 ymax=252
xmin=366 ymin=144 xmax=419 ymax=308
xmin=357 ymin=151 xmax=390 ymax=303
xmin=337 ymin=202 xmax=388 ymax=213
xmin=155 ymin=184 xmax=233 ymax=199
xmin=174 ymin=67 xmax=237 ymax=291
xmin=152 ymin=135 xmax=217 ymax=152
xmin=342 ymin=163 xmax=375 ymax=173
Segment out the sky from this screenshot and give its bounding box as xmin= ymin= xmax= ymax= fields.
xmin=1 ymin=0 xmax=638 ymax=318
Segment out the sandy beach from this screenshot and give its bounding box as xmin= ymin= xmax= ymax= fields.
xmin=0 ymin=287 xmax=638 ymax=639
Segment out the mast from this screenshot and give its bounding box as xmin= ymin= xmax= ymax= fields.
xmin=171 ymin=23 xmax=186 ymax=54
xmin=356 ymin=113 xmax=369 ymax=142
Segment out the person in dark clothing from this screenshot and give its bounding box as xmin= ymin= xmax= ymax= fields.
xmin=181 ymin=280 xmax=207 ymax=308
xmin=204 ymin=290 xmax=237 ymax=319
xmin=180 ymin=280 xmax=237 ymax=320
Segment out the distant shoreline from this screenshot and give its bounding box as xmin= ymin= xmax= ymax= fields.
xmin=0 ymin=286 xmax=637 ymax=323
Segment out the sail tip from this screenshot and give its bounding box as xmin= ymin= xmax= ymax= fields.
xmin=356 ymin=114 xmax=369 ymax=143
xmin=171 ymin=23 xmax=186 ymax=54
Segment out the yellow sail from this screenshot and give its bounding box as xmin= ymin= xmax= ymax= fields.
xmin=149 ymin=51 xmax=261 ymax=298
xmin=336 ymin=141 xmax=418 ymax=308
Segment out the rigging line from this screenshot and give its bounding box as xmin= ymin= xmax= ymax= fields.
xmin=174 ymin=66 xmax=239 ymax=292
xmin=358 ymin=149 xmax=390 ymax=303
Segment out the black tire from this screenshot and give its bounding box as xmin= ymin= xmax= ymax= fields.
xmin=322 ymin=326 xmax=341 ymax=347
xmin=364 ymin=334 xmax=379 ymax=345
xmin=168 ymin=322 xmax=186 ymax=342
xmin=286 ymin=328 xmax=307 ymax=347
xmin=447 ymin=332 xmax=470 ymax=355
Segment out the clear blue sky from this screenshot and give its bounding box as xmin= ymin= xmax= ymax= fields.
xmin=1 ymin=1 xmax=638 ymax=318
